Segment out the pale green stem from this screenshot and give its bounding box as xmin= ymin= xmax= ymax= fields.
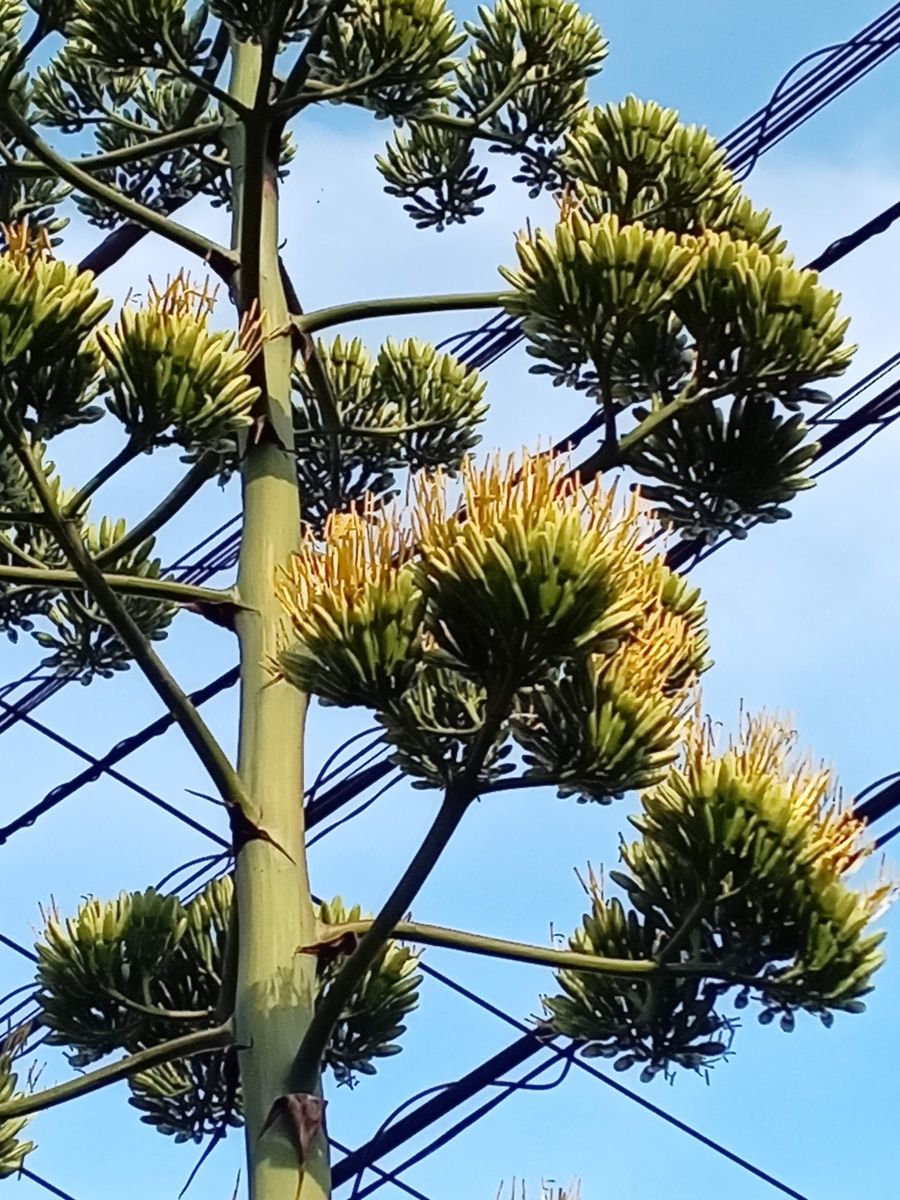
xmin=10 ymin=121 xmax=225 ymax=177
xmin=0 ymin=529 xmax=45 ymax=569
xmin=293 ymin=69 xmax=388 ymax=108
xmin=0 ymin=414 xmax=251 ymax=817
xmin=309 ymin=920 xmax=661 ymax=977
xmin=0 ymin=562 xmax=237 ymax=608
xmin=94 ymin=455 xmax=217 ymax=568
xmin=63 ymin=439 xmax=146 ymax=517
xmin=417 ymin=108 xmax=524 ymax=149
xmin=470 ymin=68 xmax=530 ymax=125
xmin=574 ymin=381 xmax=734 ymax=479
xmin=0 ymin=1021 xmax=233 ymax=1121
xmin=224 ymin=39 xmax=328 ymax=1200
xmin=291 ymin=790 xmax=472 ymax=1096
xmin=311 ymin=919 xmax=799 ymax=994
xmin=0 ymin=103 xmax=237 ymax=278
xmin=106 ymin=987 xmax=215 ymax=1023
xmin=162 ymin=30 xmax=250 ymax=116
xmin=294 ymin=291 xmax=508 ymax=335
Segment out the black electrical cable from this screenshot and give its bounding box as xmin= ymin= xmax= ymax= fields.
xmin=330 ymin=1136 xmax=435 ymax=1200
xmin=345 ymin=1052 xmax=576 ymax=1200
xmin=0 ymin=933 xmax=37 ymax=964
xmin=306 ymin=771 xmax=405 ymax=850
xmin=0 ymin=698 xmax=229 ymax=848
xmin=307 ymin=728 xmax=385 ymax=802
xmin=154 ymin=853 xmax=229 ymax=892
xmin=165 ymin=514 xmax=240 ymax=575
xmin=875 ymin=820 xmax=900 ymax=848
xmin=727 ymin=32 xmax=900 ymax=179
xmin=0 ymin=668 xmax=237 ymax=847
xmin=18 ymin=1168 xmax=80 ymax=1200
xmin=348 ymin=1054 xmax=567 ymax=1200
xmin=331 ymin=1034 xmax=547 ymax=1187
xmin=418 ymin=964 xmax=809 ymax=1200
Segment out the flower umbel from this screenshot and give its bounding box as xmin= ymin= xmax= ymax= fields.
xmin=545 ymin=710 xmax=891 ymax=1080
xmin=412 ymin=451 xmax=649 ymax=683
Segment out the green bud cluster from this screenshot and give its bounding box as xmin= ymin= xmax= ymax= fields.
xmin=35 ymin=879 xmax=422 ymax=1143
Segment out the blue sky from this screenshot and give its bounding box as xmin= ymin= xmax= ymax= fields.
xmin=4 ymin=2 xmax=900 ymax=1198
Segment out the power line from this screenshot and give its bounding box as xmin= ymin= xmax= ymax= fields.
xmin=0 ymin=933 xmax=36 ymax=964
xmin=0 ymin=699 xmax=229 ymax=849
xmin=18 ymin=1168 xmax=80 ymax=1200
xmin=0 ymin=671 xmax=237 ymax=847
xmin=724 ymin=15 xmax=900 ymax=176
xmin=332 ymin=1035 xmax=548 ymax=1188
xmin=330 ymin=1137 xmax=435 ymax=1200
xmin=347 ymin=1054 xmax=569 ymax=1200
xmin=414 ymin=965 xmax=809 ymax=1200
xmin=806 ymin=196 xmax=900 ymax=272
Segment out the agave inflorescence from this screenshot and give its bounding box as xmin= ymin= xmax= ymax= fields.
xmin=97 ymin=272 xmax=261 ymax=456
xmin=36 ymin=877 xmax=422 ymax=1142
xmin=559 ymin=96 xmax=784 ymax=248
xmin=277 ymin=495 xmax=425 ymax=708
xmin=277 ymin=452 xmax=711 ymax=796
xmin=544 ymin=712 xmax=892 ymax=1080
xmin=626 ymin=396 xmax=821 ymax=542
xmin=292 ymin=334 xmax=487 ymax=528
xmin=0 ymin=223 xmax=110 ymax=437
xmin=312 ymin=0 xmax=466 ymax=119
xmin=499 ymin=197 xmax=853 ymax=540
xmin=67 ymin=0 xmax=208 ymax=71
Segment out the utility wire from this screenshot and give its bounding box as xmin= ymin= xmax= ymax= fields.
xmin=0 ymin=669 xmax=237 ymax=847
xmin=18 ymin=1168 xmax=80 ymax=1200
xmin=725 ymin=21 xmax=900 ymax=175
xmin=347 ymin=1054 xmax=569 ymax=1200
xmin=0 ymin=933 xmax=36 ymax=964
xmin=330 ymin=1137 xmax=435 ymax=1200
xmin=414 ymin=964 xmax=809 ymax=1200
xmin=0 ymin=699 xmax=230 ymax=849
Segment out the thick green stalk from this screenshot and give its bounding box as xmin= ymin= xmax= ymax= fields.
xmin=224 ymin=41 xmax=327 ymax=1200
